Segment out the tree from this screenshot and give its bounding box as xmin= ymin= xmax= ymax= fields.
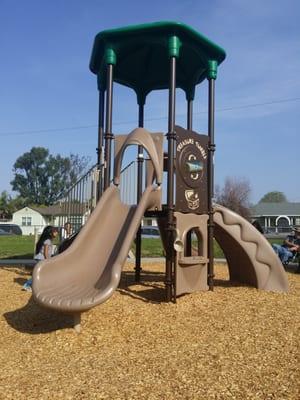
xmin=0 ymin=191 xmax=12 ymax=219
xmin=215 ymin=177 xmax=252 ymax=219
xmin=259 ymin=191 xmax=287 ymax=203
xmin=11 ymin=147 xmax=90 ymax=205
xmin=0 ymin=193 xmax=27 ymax=220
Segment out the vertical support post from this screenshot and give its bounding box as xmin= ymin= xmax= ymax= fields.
xmin=34 ymin=227 xmax=38 ymax=254
xmin=185 ymin=231 xmax=192 ymax=257
xmin=135 ymin=104 xmax=144 ymax=282
xmin=166 ymin=55 xmax=177 ymax=302
xmin=70 ymin=187 xmax=74 ymax=225
xmin=186 ymin=98 xmax=193 ymax=256
xmin=76 ymin=182 xmax=80 ymax=231
xmin=187 ymin=98 xmax=193 ymax=131
xmin=207 ymin=60 xmax=217 ymax=291
xmin=67 ymin=191 xmax=71 ymax=225
xmin=103 ymin=49 xmax=116 ymax=190
xmin=165 ymin=35 xmax=180 ymax=302
xmin=97 ymin=85 xmax=105 ymax=201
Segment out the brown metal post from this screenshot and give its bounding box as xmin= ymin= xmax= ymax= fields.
xmin=207 ymin=78 xmax=215 ymax=291
xmin=166 ymin=55 xmax=177 ymax=302
xmin=187 ymin=98 xmax=193 ymax=131
xmin=103 ymin=64 xmax=114 ymax=190
xmin=135 ymin=104 xmax=144 ymax=282
xmin=186 ymin=98 xmax=193 ymax=256
xmin=96 ymin=86 xmax=105 ymax=200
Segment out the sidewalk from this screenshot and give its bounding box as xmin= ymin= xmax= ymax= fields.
xmin=0 ymin=257 xmax=227 ymax=267
xmin=0 ymin=259 xmax=37 ymax=268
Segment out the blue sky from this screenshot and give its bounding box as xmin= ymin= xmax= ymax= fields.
xmin=0 ymin=0 xmax=299 ymax=203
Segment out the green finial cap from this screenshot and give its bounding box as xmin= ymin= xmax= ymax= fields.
xmin=105 ymin=47 xmax=117 ymax=65
xmin=168 ymin=36 xmax=181 ymax=58
xmin=207 ymin=60 xmax=218 ymax=80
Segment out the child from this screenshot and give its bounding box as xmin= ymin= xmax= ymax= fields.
xmin=60 ymin=221 xmax=72 ymax=240
xmin=22 ymin=226 xmax=58 ymax=291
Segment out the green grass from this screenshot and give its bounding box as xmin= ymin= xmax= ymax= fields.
xmin=0 ymin=235 xmax=284 ymax=260
xmin=140 ymin=238 xmax=165 ymax=257
xmin=0 ymin=236 xmax=35 ymax=259
xmin=268 ymin=238 xmax=284 ymax=245
xmin=132 ymin=238 xmax=225 ymax=258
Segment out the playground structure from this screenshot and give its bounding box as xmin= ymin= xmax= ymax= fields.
xmin=32 ymin=22 xmax=288 ymax=331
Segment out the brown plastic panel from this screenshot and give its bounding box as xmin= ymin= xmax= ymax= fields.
xmin=178 ymin=256 xmax=207 ymax=265
xmin=114 ymin=128 xmax=163 ymax=186
xmin=175 ymin=126 xmax=208 ymax=214
xmin=213 ymin=204 xmax=289 ymax=292
xmin=174 ymin=212 xmax=209 ymax=296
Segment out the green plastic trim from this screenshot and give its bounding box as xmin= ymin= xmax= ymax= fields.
xmin=90 ymin=21 xmax=226 ymax=101
xmin=168 ymin=36 xmax=181 ymax=58
xmin=207 ymin=60 xmax=218 ymax=80
xmin=105 ymin=48 xmax=116 ymax=65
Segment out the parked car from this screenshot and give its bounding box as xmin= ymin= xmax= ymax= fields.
xmin=0 ymin=228 xmax=14 ymax=236
xmin=0 ymin=224 xmax=22 ymax=235
xmin=141 ymin=226 xmax=160 ymax=239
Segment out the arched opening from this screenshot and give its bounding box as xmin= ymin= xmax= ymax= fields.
xmin=116 ymin=143 xmax=153 ymax=206
xmin=184 ymin=227 xmax=204 ymax=257
xmin=276 ymin=215 xmax=290 ymax=234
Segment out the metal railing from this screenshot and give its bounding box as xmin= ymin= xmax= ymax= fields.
xmin=118 ymin=161 xmax=137 ymax=204
xmin=56 ymin=161 xmax=138 ymax=234
xmin=57 ymin=163 xmax=99 ymax=232
xmin=264 ymin=226 xmax=293 ymax=235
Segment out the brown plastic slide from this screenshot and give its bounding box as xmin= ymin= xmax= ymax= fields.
xmin=33 ymin=128 xmax=164 ymax=317
xmin=33 ymin=184 xmax=161 ymax=313
xmin=214 ymin=204 xmax=289 ymax=292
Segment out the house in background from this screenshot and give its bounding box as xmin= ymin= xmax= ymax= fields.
xmin=12 ymin=204 xmax=88 ymax=235
xmin=12 ymin=206 xmax=63 ymax=235
xmin=11 ymin=201 xmax=300 ymax=236
xmin=11 ymin=204 xmax=157 ymax=236
xmin=251 ymin=202 xmax=300 ymax=234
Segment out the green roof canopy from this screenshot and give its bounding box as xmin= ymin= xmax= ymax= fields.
xmin=89 ymin=21 xmax=226 ymax=104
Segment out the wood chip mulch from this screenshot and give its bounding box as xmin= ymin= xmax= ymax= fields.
xmin=0 ymin=262 xmax=299 ymax=399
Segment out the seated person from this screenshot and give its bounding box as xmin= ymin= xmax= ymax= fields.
xmin=60 ymin=222 xmax=72 ymax=240
xmin=23 ymin=226 xmax=59 ymax=291
xmin=272 ymin=227 xmax=300 ymax=265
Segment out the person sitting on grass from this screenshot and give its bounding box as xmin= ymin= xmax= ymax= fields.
xmin=22 ymin=226 xmax=59 ymax=291
xmin=272 ymin=227 xmax=300 ymax=267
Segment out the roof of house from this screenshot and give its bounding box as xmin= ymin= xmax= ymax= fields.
xmin=31 ymin=205 xmax=62 ymax=216
xmin=252 ymin=202 xmax=300 ymax=216
xmin=30 ymin=204 xmax=87 ymax=216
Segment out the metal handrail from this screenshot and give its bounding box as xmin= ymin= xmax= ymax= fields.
xmin=56 ymin=163 xmax=98 ymax=200
xmin=56 ymin=160 xmax=138 ymax=234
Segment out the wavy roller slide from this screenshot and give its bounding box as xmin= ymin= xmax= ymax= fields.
xmin=213 ymin=204 xmax=289 ymax=292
